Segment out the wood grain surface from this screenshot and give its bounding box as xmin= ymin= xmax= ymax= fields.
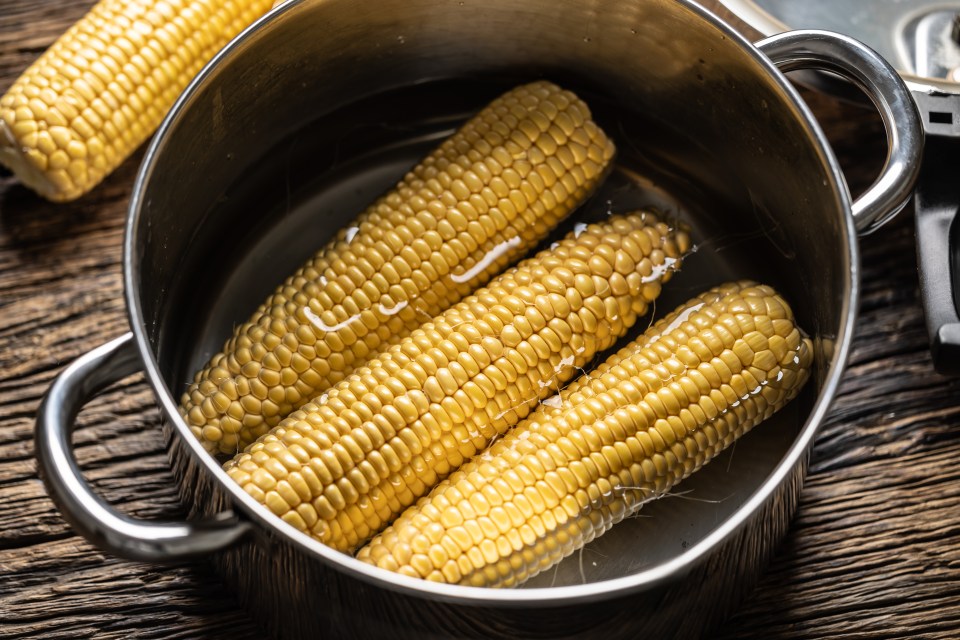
xmin=2 ymin=0 xmax=958 ymax=638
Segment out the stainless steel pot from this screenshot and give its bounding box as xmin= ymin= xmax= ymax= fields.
xmin=35 ymin=0 xmax=923 ymax=637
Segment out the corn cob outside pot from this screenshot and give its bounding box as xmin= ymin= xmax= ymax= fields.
xmin=0 ymin=0 xmax=275 ymax=201
xmin=224 ymin=211 xmax=690 ymax=552
xmin=181 ymin=81 xmax=616 ymax=455
xmin=357 ymin=281 xmax=813 ymax=587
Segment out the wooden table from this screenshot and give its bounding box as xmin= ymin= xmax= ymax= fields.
xmin=3 ymin=1 xmax=959 ymax=637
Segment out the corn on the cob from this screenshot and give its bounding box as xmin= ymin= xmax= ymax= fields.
xmin=224 ymin=212 xmax=690 ymax=552
xmin=0 ymin=0 xmax=274 ymax=201
xmin=357 ymin=281 xmax=813 ymax=587
xmin=181 ymin=82 xmax=616 ymax=455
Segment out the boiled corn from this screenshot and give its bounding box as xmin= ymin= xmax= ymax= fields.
xmin=224 ymin=212 xmax=690 ymax=552
xmin=357 ymin=281 xmax=813 ymax=587
xmin=0 ymin=0 xmax=274 ymax=201
xmin=182 ymin=81 xmax=616 ymax=455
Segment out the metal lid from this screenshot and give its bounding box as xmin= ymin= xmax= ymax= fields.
xmin=724 ymin=0 xmax=960 ymax=93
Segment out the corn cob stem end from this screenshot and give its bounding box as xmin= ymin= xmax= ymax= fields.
xmin=0 ymin=120 xmax=64 ymax=201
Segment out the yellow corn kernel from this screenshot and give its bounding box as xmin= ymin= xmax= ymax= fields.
xmin=357 ymin=281 xmax=813 ymax=586
xmin=225 ymin=212 xmax=690 ymax=552
xmin=183 ymin=82 xmax=617 ymax=455
xmin=0 ymin=0 xmax=274 ymax=201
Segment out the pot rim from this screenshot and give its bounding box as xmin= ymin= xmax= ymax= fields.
xmin=124 ymin=0 xmax=858 ymax=606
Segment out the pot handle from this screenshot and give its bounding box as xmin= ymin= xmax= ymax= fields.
xmin=35 ymin=333 xmax=252 ymax=561
xmin=756 ymin=30 xmax=924 ymax=235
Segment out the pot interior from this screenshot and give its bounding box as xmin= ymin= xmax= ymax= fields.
xmin=129 ymin=0 xmax=851 ymax=598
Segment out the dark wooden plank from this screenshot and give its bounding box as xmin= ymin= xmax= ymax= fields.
xmin=1 ymin=539 xmax=261 ymax=639
xmin=2 ymin=0 xmax=958 ymax=638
